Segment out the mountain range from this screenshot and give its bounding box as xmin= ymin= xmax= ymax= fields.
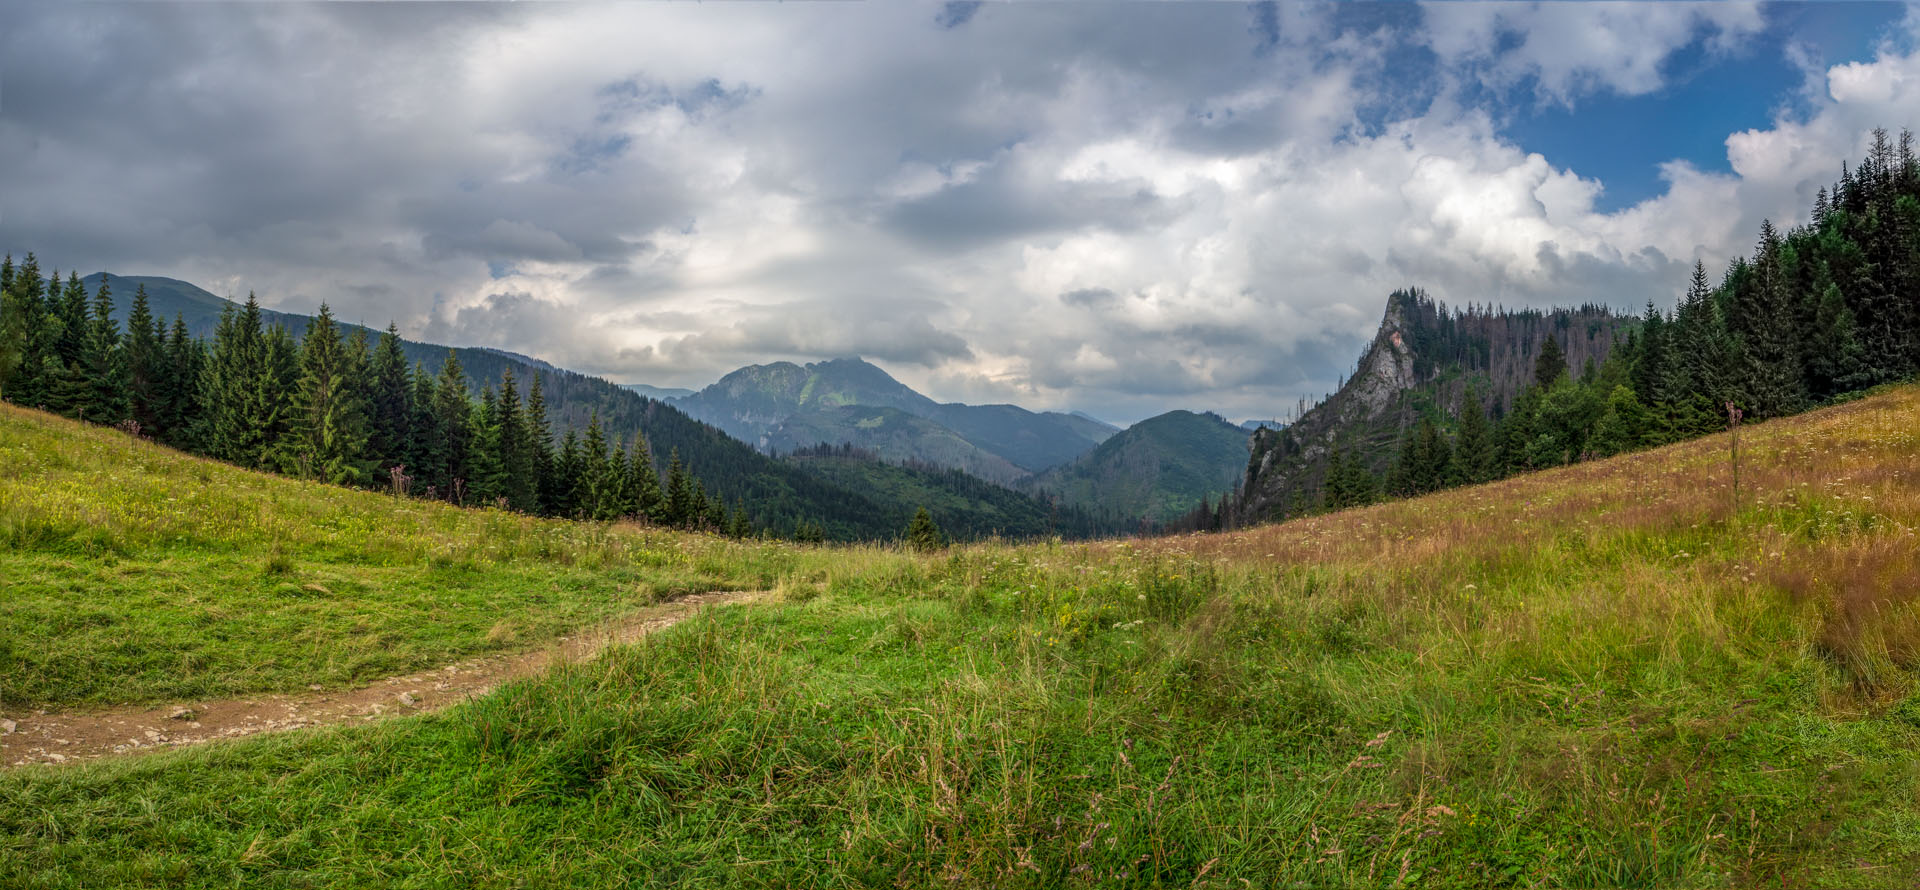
xmin=67 ymin=273 xmax=1264 ymax=529
xmin=72 ymin=273 xmax=1106 ymax=540
xmin=668 ymin=356 xmax=1259 ymax=522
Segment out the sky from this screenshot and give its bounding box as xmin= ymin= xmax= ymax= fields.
xmin=3 ymin=2 xmax=1919 ymax=425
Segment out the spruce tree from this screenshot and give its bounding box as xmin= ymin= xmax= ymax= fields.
xmin=286 ymin=304 xmax=371 ymax=484
xmin=159 ymin=314 xmax=202 ymax=450
xmin=77 ymin=277 xmax=130 ymax=424
xmin=258 ymin=323 xmax=301 ymax=469
xmin=468 ymin=388 xmax=505 ymax=505
xmin=44 ymin=271 xmax=91 ymax=418
xmin=4 ymin=254 xmax=48 ymax=406
xmin=1533 ymin=335 xmax=1567 ymax=387
xmin=1453 ymin=389 xmax=1495 ymax=484
xmin=367 ymin=325 xmax=412 ymax=474
xmin=408 ymin=364 xmax=444 ymax=497
xmin=0 ymin=257 xmax=25 ymax=402
xmin=906 ymin=506 xmax=945 ymax=551
xmin=123 ymin=284 xmax=164 ymax=433
xmin=525 ymin=372 xmax=557 ymax=514
xmin=625 ymin=434 xmax=663 ymax=521
xmin=1731 ymin=221 xmax=1808 ymax=417
xmin=552 ymin=430 xmax=582 ymax=519
xmin=494 ymin=367 xmax=537 ymax=512
xmin=664 ymin=449 xmax=693 ymax=526
xmin=577 ymin=411 xmax=610 ymax=519
xmin=431 ymin=352 xmax=472 ymax=502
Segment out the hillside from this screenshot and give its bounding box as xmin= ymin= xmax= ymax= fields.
xmin=783 ymin=448 xmax=1124 ymax=540
xmin=1024 ymin=409 xmax=1250 ymax=523
xmin=1238 ymin=289 xmax=1631 ymax=522
xmin=676 ymin=356 xmax=1114 ymax=474
xmin=7 ymin=382 xmax=1920 ymax=885
xmin=0 ymin=401 xmax=780 ymax=707
xmin=57 ymin=274 xmax=920 ymax=541
xmin=767 ymin=405 xmax=1029 ymax=484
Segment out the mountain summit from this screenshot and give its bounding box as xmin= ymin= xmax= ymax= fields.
xmin=674 ymin=357 xmax=1116 ymax=475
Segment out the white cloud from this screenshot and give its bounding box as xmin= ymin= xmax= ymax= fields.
xmin=2 ymin=1 xmax=1915 ymax=424
xmin=1420 ymin=1 xmax=1766 ymax=104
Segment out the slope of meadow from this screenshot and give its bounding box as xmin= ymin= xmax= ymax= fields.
xmin=0 ymin=403 xmax=802 ymax=706
xmin=4 ymin=387 xmax=1920 ymax=887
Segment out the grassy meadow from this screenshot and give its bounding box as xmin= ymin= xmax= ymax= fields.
xmin=4 ymin=386 xmax=1920 ymax=886
xmin=0 ymin=402 xmax=808 ymax=706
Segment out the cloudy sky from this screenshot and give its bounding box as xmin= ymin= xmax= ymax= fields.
xmin=4 ymin=2 xmax=1918 ymax=424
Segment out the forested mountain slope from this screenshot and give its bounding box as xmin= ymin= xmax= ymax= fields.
xmin=676 ymin=356 xmax=1115 ymax=475
xmin=1024 ymin=409 xmax=1250 ymax=524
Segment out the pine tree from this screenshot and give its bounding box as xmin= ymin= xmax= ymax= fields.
xmin=285 ymin=304 xmax=371 ymax=484
xmin=158 ymin=314 xmax=202 ymax=450
xmin=408 ymin=364 xmax=444 ymax=498
xmin=123 ymin=284 xmax=164 ymax=433
xmin=367 ymin=324 xmax=412 ymax=475
xmin=468 ymin=388 xmax=505 ymax=505
xmin=1453 ymin=389 xmax=1495 ymax=484
xmin=1533 ymin=335 xmax=1567 ymax=387
xmin=552 ymin=430 xmax=582 ymax=519
xmin=493 ymin=367 xmax=537 ymax=512
xmin=664 ymin=449 xmax=693 ymax=526
xmin=259 ymin=323 xmax=301 ymax=468
xmin=3 ymin=254 xmax=49 ymax=406
xmin=906 ymin=506 xmax=946 ymax=551
xmin=576 ymin=411 xmax=610 ymax=519
xmin=525 ymin=372 xmax=557 ymax=515
xmin=625 ymin=433 xmax=663 ymax=521
xmin=0 ymin=256 xmax=26 ymax=402
xmin=44 ymin=271 xmax=92 ymax=418
xmin=1731 ymin=221 xmax=1808 ymax=417
xmin=431 ymin=352 xmax=472 ymax=502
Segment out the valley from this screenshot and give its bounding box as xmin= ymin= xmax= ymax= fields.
xmin=4 ymin=383 xmax=1919 ymax=885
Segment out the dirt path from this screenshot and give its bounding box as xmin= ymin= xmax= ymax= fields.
xmin=0 ymin=590 xmax=762 ymax=768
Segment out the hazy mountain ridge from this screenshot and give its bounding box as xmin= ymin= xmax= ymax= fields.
xmin=674 ymin=356 xmax=1115 ymax=476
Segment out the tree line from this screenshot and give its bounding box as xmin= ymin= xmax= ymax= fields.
xmin=1191 ymin=127 xmax=1920 ymax=527
xmin=0 ymin=275 xmax=754 ymax=535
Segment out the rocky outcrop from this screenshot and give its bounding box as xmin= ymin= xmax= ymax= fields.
xmin=1236 ymin=289 xmax=1633 ymax=523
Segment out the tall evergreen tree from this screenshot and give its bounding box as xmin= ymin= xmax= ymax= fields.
xmin=123 ymin=284 xmax=164 ymax=433
xmin=0 ymin=256 xmax=26 ymax=401
xmin=431 ymin=352 xmax=472 ymax=502
xmin=525 ymin=371 xmax=556 ymax=514
xmin=1454 ymin=389 xmax=1495 ymax=484
xmin=158 ymin=314 xmax=203 ymax=450
xmin=259 ymin=323 xmax=301 ymax=468
xmin=367 ymin=324 xmax=413 ymax=474
xmin=493 ymin=367 xmax=537 ymax=512
xmin=285 ymin=304 xmax=371 ymax=484
xmin=408 ymin=365 xmax=444 ymax=498
xmin=664 ymin=449 xmax=694 ymax=526
xmin=625 ymin=433 xmax=663 ymax=522
xmin=1731 ymin=221 xmax=1808 ymax=417
xmin=1533 ymin=334 xmax=1567 ymax=387
xmin=78 ymin=277 xmax=130 ymax=424
xmin=552 ymin=429 xmax=582 ymax=519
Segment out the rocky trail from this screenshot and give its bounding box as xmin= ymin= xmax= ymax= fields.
xmin=1 ymin=590 xmax=762 ymax=768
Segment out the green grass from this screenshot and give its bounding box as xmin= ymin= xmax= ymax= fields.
xmin=0 ymin=403 xmax=808 ymax=706
xmin=6 ymin=389 xmax=1920 ymax=886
